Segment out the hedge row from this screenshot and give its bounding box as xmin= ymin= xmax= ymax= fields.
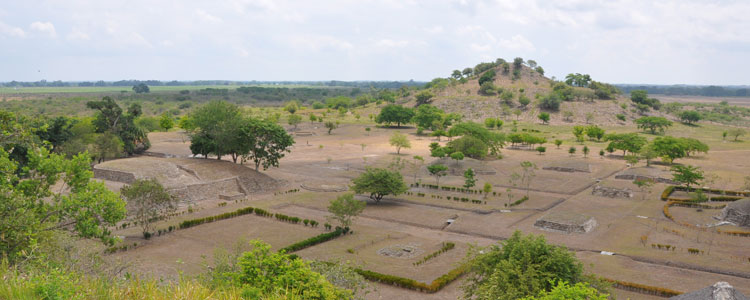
xmin=507 ymin=196 xmax=529 ymax=207
xmin=279 ymin=227 xmax=347 ymax=253
xmin=602 ymin=278 xmax=682 ymax=297
xmin=412 ymin=183 xmax=489 ymax=196
xmin=179 ymin=206 xmax=257 ymax=229
xmin=354 ymin=263 xmax=468 ymax=293
xmin=413 ymin=242 xmax=455 ymax=266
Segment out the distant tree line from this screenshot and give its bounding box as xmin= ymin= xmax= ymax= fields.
xmin=617 ymin=85 xmax=750 ymax=97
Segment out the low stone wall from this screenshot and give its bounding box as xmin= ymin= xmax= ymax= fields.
xmin=592 ymin=185 xmax=633 ymax=199
xmin=93 ymin=167 xmax=136 ymax=184
xmin=219 ymin=193 xmax=246 ymax=201
xmin=543 ymin=166 xmax=590 ymax=173
xmin=186 ymin=177 xmax=243 ymax=202
xmin=615 ymin=174 xmax=677 ymax=185
xmin=534 ymin=217 xmax=597 ymax=234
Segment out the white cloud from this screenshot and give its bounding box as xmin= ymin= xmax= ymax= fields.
xmin=195 ymin=9 xmax=222 ymax=23
xmin=30 ymin=21 xmax=56 ymax=37
xmin=0 ymin=21 xmax=25 ymax=37
xmin=498 ymin=35 xmax=535 ymax=52
xmin=288 ymin=35 xmax=353 ymax=51
xmin=67 ymin=29 xmax=89 ymax=40
xmin=376 ymin=39 xmax=409 ymax=48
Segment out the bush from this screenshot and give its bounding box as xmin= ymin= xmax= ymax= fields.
xmin=280 ymin=228 xmax=347 ymax=253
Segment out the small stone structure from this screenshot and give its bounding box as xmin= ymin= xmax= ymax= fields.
xmin=670 ymin=281 xmax=748 ymax=300
xmin=534 ymin=212 xmax=597 ymax=234
xmin=377 ymin=244 xmax=423 ymax=259
xmin=542 ymin=161 xmax=591 ymax=173
xmin=592 ymin=185 xmax=633 ymax=199
xmin=718 ymin=198 xmax=750 ymax=228
xmin=615 ymin=167 xmax=677 ymax=184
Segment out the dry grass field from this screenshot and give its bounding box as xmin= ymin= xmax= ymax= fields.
xmin=98 ymin=112 xmax=750 ymax=299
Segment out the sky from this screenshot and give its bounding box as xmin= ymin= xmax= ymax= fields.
xmin=1 ymin=0 xmax=749 ymax=85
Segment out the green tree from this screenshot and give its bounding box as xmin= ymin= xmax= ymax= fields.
xmin=536 ymin=146 xmax=546 ymax=155
xmin=604 ymin=133 xmax=647 ymax=156
xmin=287 ymin=114 xmax=302 ymax=130
xmin=121 ymin=178 xmax=177 ymax=237
xmin=538 ymin=112 xmax=550 ymax=124
xmin=0 ymin=148 xmax=126 ymax=263
xmin=376 ymin=105 xmax=414 ymax=127
xmin=728 ymin=128 xmax=746 ymax=141
xmin=325 ymin=121 xmax=338 ymax=134
xmin=568 ymin=146 xmax=576 ymax=156
xmin=189 ymin=100 xmax=243 ymax=161
xmin=413 ymin=105 xmax=445 ymax=130
xmin=450 ymin=151 xmax=465 ymax=165
xmin=415 ymin=90 xmax=435 ymax=106
xmin=478 ymin=69 xmax=496 ymax=86
xmin=464 ymin=168 xmax=477 ymax=189
xmin=236 ymin=240 xmax=350 ymax=299
xmin=428 ymin=164 xmax=449 ymax=186
xmin=159 ymin=112 xmax=175 ymax=131
xmin=327 ymin=193 xmax=365 ymax=228
xmin=483 ymin=182 xmax=493 ymax=199
xmin=582 ymin=145 xmax=590 ymax=157
xmin=94 ymin=132 xmax=123 ymax=163
xmin=635 ymin=116 xmax=672 ymax=134
xmin=650 ymin=136 xmax=688 ymax=164
xmin=680 ymin=137 xmax=709 ymax=157
xmin=239 ymin=118 xmax=295 ymax=171
xmin=585 ymin=125 xmax=605 ymax=141
xmin=539 ymin=93 xmax=561 ymax=111
xmin=522 ymin=281 xmax=608 ymax=300
xmin=389 ymin=132 xmax=411 ymax=154
xmin=554 ymin=139 xmax=563 ymax=149
xmin=519 ymin=161 xmax=537 ymax=198
xmin=518 ymin=95 xmax=531 ymax=107
xmin=132 ymin=83 xmax=150 ymax=93
xmin=572 ymin=126 xmax=585 ymax=143
xmin=463 ymin=231 xmax=584 ymax=300
xmin=351 ymin=168 xmax=408 ymax=203
xmin=447 ymin=136 xmax=490 ymax=159
xmin=284 ymin=100 xmax=300 ymax=114
xmin=679 ymin=110 xmax=702 ymax=125
xmin=671 ymin=165 xmax=703 ymax=191
xmin=87 ymin=96 xmax=149 ymax=155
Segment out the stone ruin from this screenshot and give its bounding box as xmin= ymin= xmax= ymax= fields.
xmin=542 ymin=161 xmax=591 ymax=173
xmin=670 ymin=281 xmax=748 ymax=300
xmin=615 ymin=167 xmax=677 ymax=184
xmin=377 ymin=244 xmax=423 ymax=259
xmin=592 ymin=185 xmax=633 ymax=199
xmin=717 ymin=198 xmax=750 ymax=228
xmin=534 ymin=212 xmax=597 ymax=234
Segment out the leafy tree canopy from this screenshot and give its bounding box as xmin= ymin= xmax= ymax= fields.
xmin=351 ymin=168 xmax=408 ymax=203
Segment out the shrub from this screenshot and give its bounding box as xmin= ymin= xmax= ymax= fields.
xmin=280 ymin=228 xmax=346 ymax=253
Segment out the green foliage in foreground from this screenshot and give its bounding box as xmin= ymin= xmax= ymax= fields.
xmin=0 ymin=239 xmax=352 ymax=300
xmin=0 ymin=148 xmax=126 ymax=263
xmin=521 ymin=281 xmax=608 ymax=300
xmin=462 ymin=231 xmax=605 ymax=300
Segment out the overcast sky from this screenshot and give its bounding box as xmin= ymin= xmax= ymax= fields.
xmin=1 ymin=0 xmax=748 ymax=85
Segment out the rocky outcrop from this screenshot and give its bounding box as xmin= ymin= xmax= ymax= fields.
xmin=670 ymin=281 xmax=748 ymax=300
xmin=719 ymin=199 xmax=750 ymax=228
xmin=534 ymin=212 xmax=597 ymax=234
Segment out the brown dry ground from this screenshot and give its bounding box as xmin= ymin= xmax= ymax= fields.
xmin=104 ymin=117 xmax=750 ymax=299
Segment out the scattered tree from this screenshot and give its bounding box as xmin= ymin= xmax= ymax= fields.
xmin=538 ymin=112 xmax=550 ymax=124
xmin=159 ymin=112 xmax=175 ymax=131
xmin=327 ymin=193 xmax=366 ymax=228
xmin=635 ymin=116 xmax=672 ymax=134
xmin=554 ymin=139 xmax=563 ymax=149
xmin=325 ymin=121 xmax=338 ymax=134
xmin=428 ymin=164 xmax=449 ymax=186
xmin=568 ymin=146 xmax=576 ymax=156
xmin=582 ymin=145 xmax=590 ymax=157
xmin=121 ymin=178 xmax=177 ymax=238
xmin=376 ymin=105 xmax=414 ymax=127
xmin=536 ymin=146 xmax=546 ymax=155
xmin=464 ymin=168 xmax=477 ymax=189
xmin=679 ymin=110 xmax=702 ymax=125
xmin=389 ymin=132 xmax=411 ymax=154
xmin=728 ymin=128 xmax=746 ymax=141
xmin=351 ymin=168 xmax=408 ymax=203
xmin=287 ymin=114 xmax=302 ymax=130
xmin=132 ymin=83 xmax=150 ymax=93
xmin=483 ymin=182 xmax=493 ymax=199
xmin=671 ymin=165 xmax=704 ymax=191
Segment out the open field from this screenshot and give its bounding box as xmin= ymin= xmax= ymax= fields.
xmin=92 ymin=110 xmax=750 ymax=299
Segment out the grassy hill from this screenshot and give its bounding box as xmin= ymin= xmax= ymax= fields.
xmin=401 ymin=59 xmax=668 ymax=126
